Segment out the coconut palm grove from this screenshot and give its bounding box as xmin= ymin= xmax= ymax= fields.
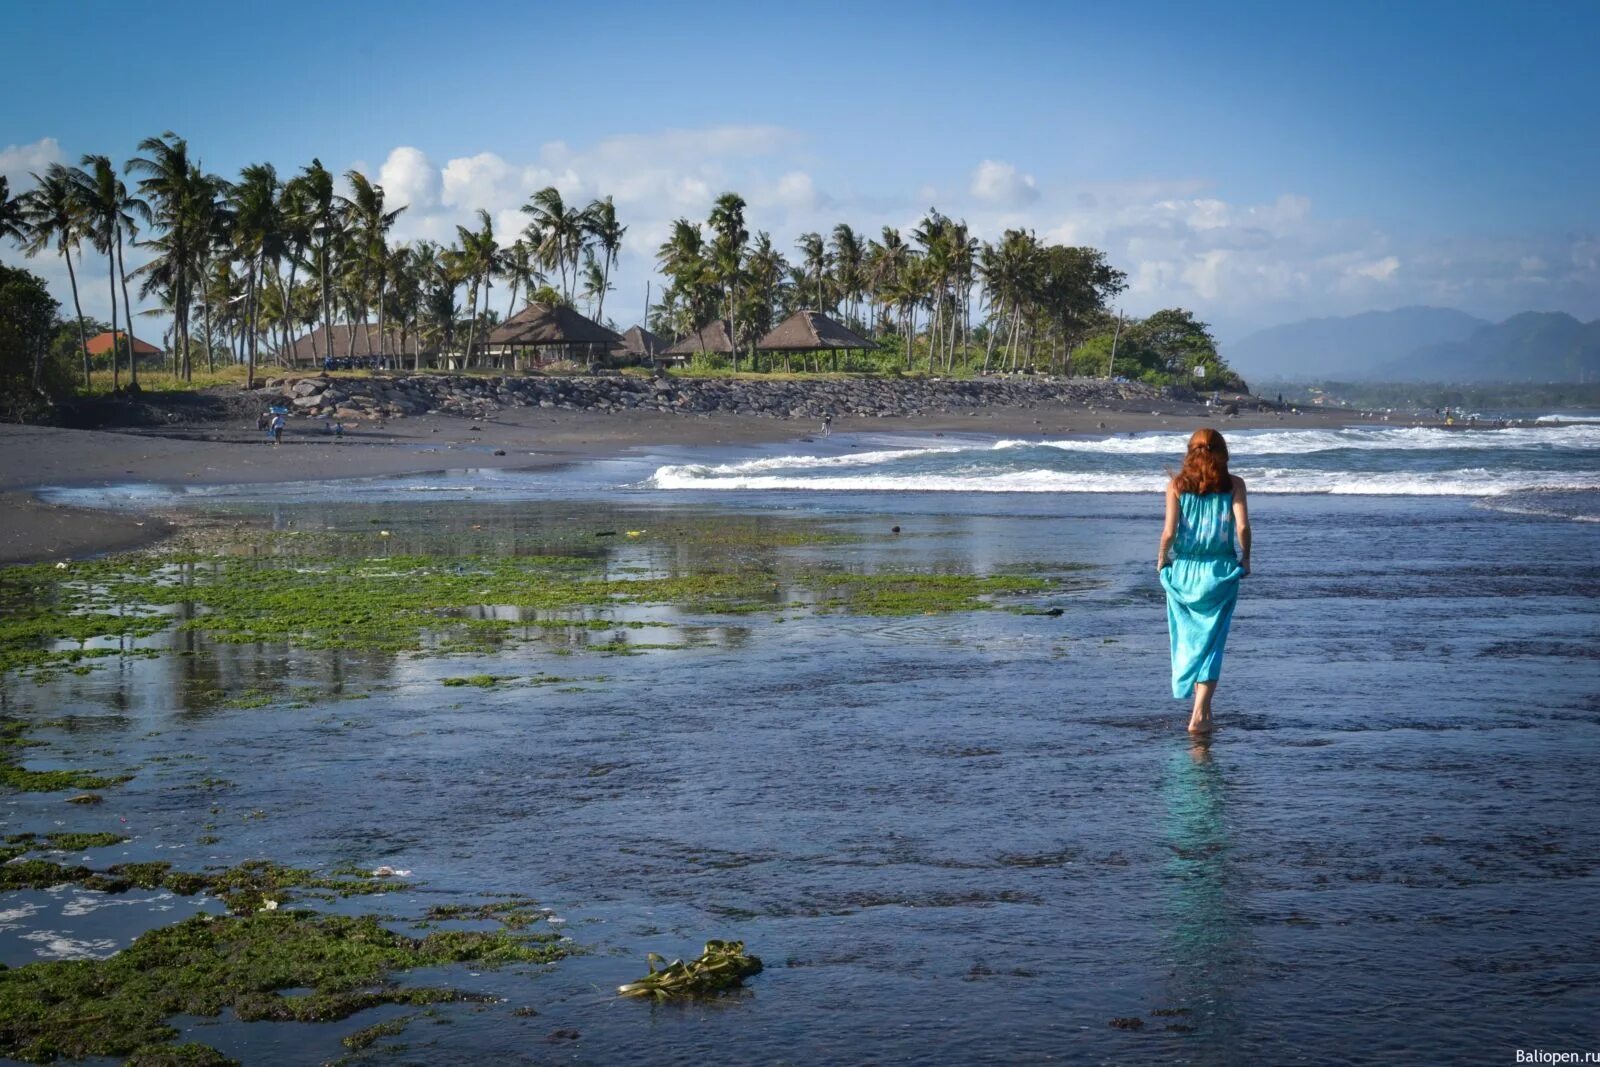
xmin=0 ymin=132 xmax=1240 ymax=412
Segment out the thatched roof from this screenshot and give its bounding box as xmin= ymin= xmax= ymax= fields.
xmin=86 ymin=330 xmax=161 ymax=356
xmin=283 ymin=324 xmax=430 ymax=363
xmin=487 ymin=303 xmax=622 ymax=348
xmin=618 ymin=324 xmax=669 ymax=359
xmin=662 ymin=320 xmax=736 ymax=355
xmin=756 ymin=310 xmax=874 ymax=351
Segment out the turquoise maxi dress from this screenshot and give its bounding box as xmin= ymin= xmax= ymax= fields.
xmin=1159 ymin=488 xmax=1245 ymax=699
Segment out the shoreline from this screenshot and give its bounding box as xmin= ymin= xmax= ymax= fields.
xmin=0 ymin=401 xmax=1453 ymax=565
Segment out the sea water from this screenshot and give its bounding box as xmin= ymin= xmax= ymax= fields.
xmin=7 ymin=422 xmax=1600 ymax=1064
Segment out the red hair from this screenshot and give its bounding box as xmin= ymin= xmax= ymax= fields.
xmin=1173 ymin=428 xmax=1233 ymax=495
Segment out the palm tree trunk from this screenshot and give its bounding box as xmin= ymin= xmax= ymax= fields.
xmin=245 ymin=258 xmax=258 ymax=390
xmin=463 ymin=279 xmax=480 ymax=369
xmin=200 ymin=264 xmax=215 ymax=374
xmin=108 ymin=247 xmax=120 ymax=392
xmin=320 ymin=242 xmax=333 ymax=361
xmin=983 ymin=303 xmax=1001 ymax=374
xmin=377 ymin=277 xmax=387 ymax=362
xmin=63 ymin=250 xmax=91 ymax=388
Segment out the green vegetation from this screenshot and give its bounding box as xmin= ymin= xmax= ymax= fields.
xmin=0 ymin=909 xmax=566 ymax=1063
xmin=617 ymin=939 xmax=763 ymax=1000
xmin=0 ymin=263 xmax=71 ymax=420
xmin=422 ymin=897 xmax=547 ymax=930
xmin=0 ymin=857 xmax=403 ymax=912
xmin=4 ymin=831 xmax=126 ymax=852
xmin=1071 ymin=308 xmax=1246 ymax=390
xmin=0 ymin=534 xmax=1067 ymax=687
xmin=441 ymin=673 xmax=506 ymax=688
xmin=341 ymin=1015 xmax=416 ymax=1051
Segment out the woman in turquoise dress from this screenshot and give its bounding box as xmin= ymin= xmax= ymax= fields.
xmin=1158 ymin=428 xmax=1251 ymax=734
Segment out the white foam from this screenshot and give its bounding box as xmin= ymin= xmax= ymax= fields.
xmin=992 ymin=424 xmax=1600 ymax=456
xmin=21 ymin=930 xmax=120 ymax=960
xmin=648 ymin=465 xmax=1600 ymax=496
xmin=650 ymin=445 xmax=964 ymax=483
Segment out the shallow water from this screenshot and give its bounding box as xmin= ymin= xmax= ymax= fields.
xmin=5 ymin=435 xmax=1600 ymax=1064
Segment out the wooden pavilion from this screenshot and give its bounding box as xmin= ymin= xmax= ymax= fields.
xmin=755 ymin=310 xmax=875 ymax=371
xmin=617 ymin=324 xmax=675 ymax=365
xmin=661 ymin=320 xmax=736 ymax=361
xmin=484 ymin=303 xmax=622 ymax=369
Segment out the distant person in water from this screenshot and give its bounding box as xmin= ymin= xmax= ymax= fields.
xmin=1157 ymin=428 xmax=1251 ymax=734
xmin=821 ymin=412 xmax=833 ymax=437
xmin=269 ymin=413 xmax=286 ymax=446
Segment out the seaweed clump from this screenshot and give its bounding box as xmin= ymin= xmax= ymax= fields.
xmin=617 ymin=939 xmax=763 ymax=1000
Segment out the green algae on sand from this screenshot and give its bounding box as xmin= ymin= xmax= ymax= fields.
xmin=0 ymin=910 xmax=568 ymax=1063
xmin=0 ymin=520 xmax=1080 ymax=684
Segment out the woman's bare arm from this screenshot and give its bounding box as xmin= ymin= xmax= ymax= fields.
xmin=1158 ymin=481 xmax=1179 ymax=570
xmin=1232 ymin=477 xmax=1251 ymax=575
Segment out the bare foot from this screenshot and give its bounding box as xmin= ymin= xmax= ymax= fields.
xmin=1187 ymin=713 xmax=1213 ymax=734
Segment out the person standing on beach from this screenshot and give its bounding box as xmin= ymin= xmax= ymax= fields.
xmin=269 ymin=413 xmax=285 ymax=446
xmin=1157 ymin=428 xmax=1250 ymax=734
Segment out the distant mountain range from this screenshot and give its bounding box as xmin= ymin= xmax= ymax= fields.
xmin=1228 ymin=307 xmax=1600 ymax=383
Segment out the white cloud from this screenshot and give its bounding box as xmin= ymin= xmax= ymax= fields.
xmin=970 ymin=159 xmax=1039 ymax=206
xmin=0 ymin=137 xmax=65 ymax=188
xmin=378 ymin=146 xmax=439 ymax=213
xmin=1349 ymin=255 xmax=1400 ymax=281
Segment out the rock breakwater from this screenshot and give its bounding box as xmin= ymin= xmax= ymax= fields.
xmin=259 ymin=374 xmax=1210 ymax=422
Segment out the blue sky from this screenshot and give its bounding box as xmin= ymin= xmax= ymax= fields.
xmin=3 ymin=0 xmax=1597 ymax=342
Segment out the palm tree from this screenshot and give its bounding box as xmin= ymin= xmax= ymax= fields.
xmin=499 ymin=238 xmax=543 ymax=319
xmin=745 ymin=231 xmax=788 ymax=370
xmin=707 ymin=192 xmax=748 ymax=368
xmin=455 ymin=210 xmax=497 ymax=366
xmin=20 ymin=165 xmax=93 ymax=385
xmin=656 ymin=218 xmax=715 ymax=341
xmin=796 ymin=232 xmax=831 ymax=314
xmin=830 ymin=224 xmax=865 ymax=330
xmin=129 ymin=134 xmax=229 ymax=380
xmin=580 ymin=250 xmax=608 ymax=320
xmin=414 ymin=240 xmax=461 ymax=367
xmin=229 ymin=163 xmax=282 ymax=388
xmin=521 ymin=187 xmax=584 ymax=303
xmin=0 ymin=176 xmax=26 ymax=260
xmin=867 ymin=226 xmax=910 ymax=338
xmin=294 ymin=160 xmax=341 ymax=357
xmin=583 ymin=196 xmax=625 ymax=322
xmin=74 ymin=155 xmax=147 ymax=389
xmin=338 ymin=170 xmax=405 ymax=359
xmin=384 ymin=243 xmax=422 ymax=367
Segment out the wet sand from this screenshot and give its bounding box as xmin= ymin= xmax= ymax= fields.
xmin=0 ymin=400 xmax=1372 ymax=564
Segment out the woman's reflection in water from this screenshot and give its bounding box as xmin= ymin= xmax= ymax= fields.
xmin=1160 ymin=739 xmax=1250 ymax=1055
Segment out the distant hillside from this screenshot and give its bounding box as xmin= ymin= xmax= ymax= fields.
xmin=1226 ymin=307 xmax=1486 ymax=380
xmin=1384 ymin=312 xmax=1600 ymax=382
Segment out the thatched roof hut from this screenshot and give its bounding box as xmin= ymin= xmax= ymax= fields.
xmin=662 ymin=320 xmax=736 ymax=356
xmin=486 ymin=303 xmax=622 ymax=349
xmin=756 ymin=310 xmax=874 ymax=352
xmin=617 ymin=324 xmax=669 ymax=361
xmin=284 ymin=324 xmax=431 ymax=365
